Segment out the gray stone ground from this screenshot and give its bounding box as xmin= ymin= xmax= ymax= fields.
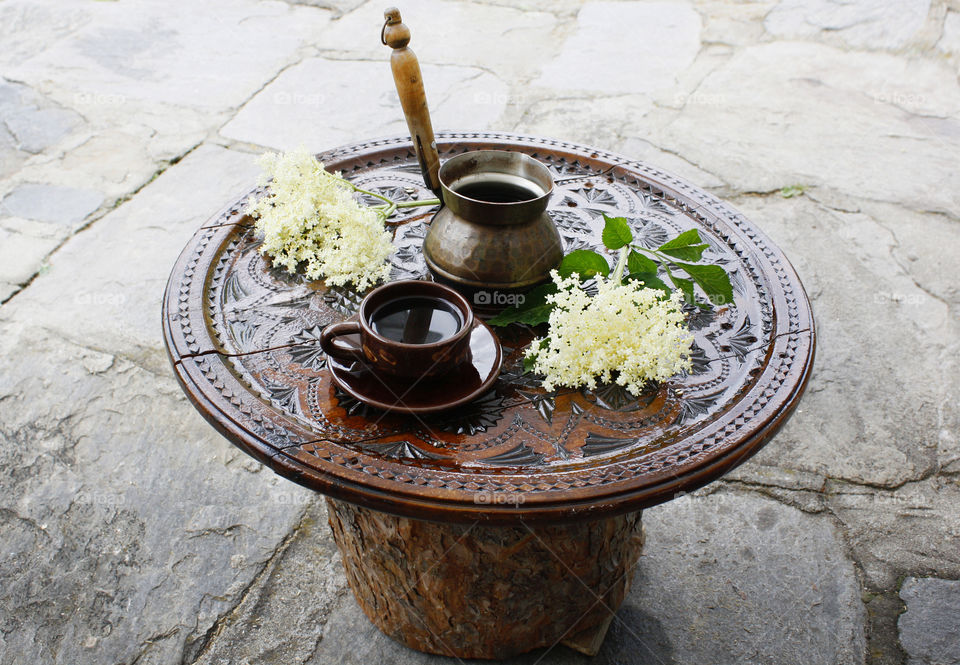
xmin=0 ymin=1 xmax=957 ymax=663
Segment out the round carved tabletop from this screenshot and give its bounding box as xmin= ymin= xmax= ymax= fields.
xmin=162 ymin=132 xmax=815 ymax=525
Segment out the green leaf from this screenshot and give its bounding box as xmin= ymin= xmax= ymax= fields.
xmin=627 ymin=250 xmax=658 ymax=275
xmin=601 ymin=214 xmax=633 ymax=250
xmin=657 ymin=228 xmax=709 ymax=261
xmin=659 ymin=243 xmax=709 ymax=262
xmin=627 ymin=272 xmax=671 ymax=295
xmin=558 ymin=249 xmax=610 ymax=280
xmin=486 ymin=283 xmax=557 ymax=327
xmin=674 ymin=262 xmax=734 ymax=306
xmin=487 ymin=302 xmax=554 ymax=327
xmin=523 ymin=354 xmax=538 ymax=373
xmin=658 ymin=229 xmax=702 ymax=251
xmin=667 ymin=273 xmax=695 ymax=305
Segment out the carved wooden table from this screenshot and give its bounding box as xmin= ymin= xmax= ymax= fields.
xmin=163 ymin=132 xmax=815 ymax=660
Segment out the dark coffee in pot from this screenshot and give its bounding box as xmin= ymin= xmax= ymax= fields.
xmin=454 ymin=180 xmax=540 ymax=203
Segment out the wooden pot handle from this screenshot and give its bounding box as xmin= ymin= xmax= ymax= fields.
xmin=382 ymin=7 xmax=442 ymax=197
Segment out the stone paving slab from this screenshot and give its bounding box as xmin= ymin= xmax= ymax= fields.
xmin=0 ymin=145 xmax=261 ymax=374
xmin=826 ymin=479 xmax=960 ymax=589
xmin=764 ymin=0 xmax=934 ymax=49
xmin=191 ymin=500 xmax=349 ymax=665
xmin=0 ymin=79 xmax=82 ymax=158
xmin=1 ymin=183 xmax=103 ymax=225
xmin=221 ymin=58 xmax=509 ymax=150
xmin=312 ymin=0 xmax=558 ymax=81
xmin=899 ymin=577 xmax=960 ymax=665
xmin=0 ymin=324 xmax=314 ymax=665
xmin=720 ymin=194 xmax=951 ymax=493
xmin=1 ymin=1 xmax=959 ymax=664
xmin=645 ymin=40 xmax=960 ymax=214
xmin=3 ymin=0 xmax=331 ymax=111
xmin=0 ymin=225 xmax=60 ymax=286
xmin=536 ymin=2 xmax=702 ymax=94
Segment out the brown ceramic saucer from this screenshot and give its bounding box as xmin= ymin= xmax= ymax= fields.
xmin=326 ymin=318 xmax=503 ymax=414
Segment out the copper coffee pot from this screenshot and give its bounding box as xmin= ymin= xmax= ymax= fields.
xmin=382 ymin=8 xmax=562 ymax=292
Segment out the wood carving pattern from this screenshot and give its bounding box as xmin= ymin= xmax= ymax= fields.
xmin=163 ymin=133 xmax=815 ymax=524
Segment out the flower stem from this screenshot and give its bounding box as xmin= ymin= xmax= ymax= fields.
xmin=372 ymin=203 xmax=397 ymax=221
xmin=633 ymin=245 xmax=678 ymax=267
xmin=329 ymin=171 xmax=441 ymax=220
xmin=329 ymin=172 xmax=392 ymax=204
xmin=396 ymin=198 xmax=441 ymax=208
xmin=612 ymin=246 xmax=629 ymax=282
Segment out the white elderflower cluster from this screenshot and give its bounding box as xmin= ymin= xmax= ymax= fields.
xmin=526 ymin=271 xmax=693 ymax=395
xmin=246 ymin=148 xmax=394 ymax=291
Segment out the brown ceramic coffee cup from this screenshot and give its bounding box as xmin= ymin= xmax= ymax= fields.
xmin=320 ymin=280 xmax=475 ymax=379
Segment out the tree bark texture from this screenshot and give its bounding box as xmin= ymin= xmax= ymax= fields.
xmin=326 ymin=497 xmax=644 ymax=659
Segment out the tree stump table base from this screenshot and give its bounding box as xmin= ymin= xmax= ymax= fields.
xmin=326 ymin=497 xmax=644 ymax=659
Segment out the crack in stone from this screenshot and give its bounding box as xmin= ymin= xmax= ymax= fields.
xmin=218 ymin=49 xmax=313 ymax=120
xmin=309 ymin=51 xmax=507 ymax=84
xmin=721 ymin=460 xmax=951 ymax=497
xmin=130 ymin=626 xmax=183 ymax=665
xmin=27 ymin=327 xmax=174 ymax=383
xmin=670 ymin=48 xmax=735 ymax=113
xmin=825 ymin=467 xmax=943 ymax=493
xmin=737 ymin=187 xmax=804 ymax=198
xmin=692 ymin=478 xmax=939 ymax=653
xmin=461 ymin=0 xmax=577 ymax=19
xmin=735 ymin=186 xmax=959 ymax=226
xmin=181 ymin=500 xmax=316 ymax=665
xmin=619 ymin=137 xmax=731 ymax=188
xmin=868 ymin=214 xmax=953 ymax=309
xmin=804 ymin=191 xmax=862 ymax=213
xmin=0 ymin=507 xmax=54 ymax=542
xmin=302 ymin=629 xmax=327 ymax=665
xmin=719 ymin=480 xmax=827 ymax=515
xmin=184 ymin=524 xmax=252 ymax=540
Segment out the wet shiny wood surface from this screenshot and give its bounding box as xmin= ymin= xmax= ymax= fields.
xmin=162 ymin=132 xmax=815 ymax=525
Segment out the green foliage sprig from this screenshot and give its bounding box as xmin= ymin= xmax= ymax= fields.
xmin=488 ymin=214 xmax=733 ymax=327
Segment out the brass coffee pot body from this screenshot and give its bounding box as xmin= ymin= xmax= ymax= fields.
xmin=424 ymin=150 xmax=563 ymax=292
xmin=382 ymin=9 xmax=562 ymax=291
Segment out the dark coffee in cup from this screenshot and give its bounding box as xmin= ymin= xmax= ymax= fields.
xmin=369 ymin=296 xmax=464 ymax=345
xmin=320 ymin=280 xmax=475 ymax=378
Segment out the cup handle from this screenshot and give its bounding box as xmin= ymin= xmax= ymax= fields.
xmin=320 ymin=321 xmax=365 ymax=364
